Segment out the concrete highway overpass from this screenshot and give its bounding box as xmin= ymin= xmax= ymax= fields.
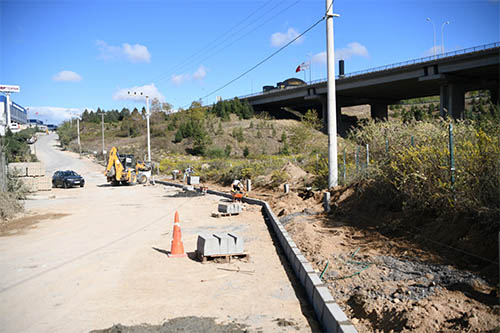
xmin=242 ymin=42 xmax=499 ymax=127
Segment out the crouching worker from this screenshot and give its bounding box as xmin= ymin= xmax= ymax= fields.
xmin=231 ymin=179 xmax=246 ymax=202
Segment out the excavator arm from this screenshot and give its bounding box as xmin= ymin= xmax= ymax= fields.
xmin=105 ymin=147 xmax=125 ymax=182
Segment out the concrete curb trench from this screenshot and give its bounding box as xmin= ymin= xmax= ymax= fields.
xmin=156 ymin=180 xmax=357 ymax=333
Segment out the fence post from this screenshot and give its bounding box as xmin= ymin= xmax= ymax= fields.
xmin=411 ymin=136 xmax=415 ymax=147
xmin=448 ymin=123 xmax=455 ymax=191
xmin=343 ymin=149 xmax=346 ymax=183
xmin=385 ymin=138 xmax=389 ymax=153
xmin=366 ymin=144 xmax=370 ymax=167
xmin=0 ymin=153 xmax=6 ymax=192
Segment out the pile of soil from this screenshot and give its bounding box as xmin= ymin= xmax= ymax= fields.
xmin=90 ymin=317 xmax=248 ymax=333
xmin=278 ymin=181 xmax=500 ymax=332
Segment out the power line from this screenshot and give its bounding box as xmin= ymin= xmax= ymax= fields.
xmin=188 ymin=15 xmax=326 ymax=107
xmin=147 ymin=0 xmax=299 ymax=87
xmin=162 ymin=0 xmax=301 ymax=87
xmin=147 ymin=1 xmax=274 ymax=85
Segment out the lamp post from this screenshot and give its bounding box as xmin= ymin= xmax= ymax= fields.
xmin=76 ymin=116 xmax=81 ymax=156
xmin=441 ymin=21 xmax=450 ymax=55
xmin=97 ymin=112 xmax=105 ymax=158
xmin=426 ymin=17 xmax=437 ymax=57
xmin=128 ymin=91 xmax=151 ymax=163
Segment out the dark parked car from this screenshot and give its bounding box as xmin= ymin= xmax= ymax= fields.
xmin=52 ymin=170 xmax=85 ymax=188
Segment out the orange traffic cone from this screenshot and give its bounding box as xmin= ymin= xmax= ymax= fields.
xmin=169 ymin=211 xmax=187 ymax=257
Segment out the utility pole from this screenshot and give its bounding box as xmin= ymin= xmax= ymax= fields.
xmin=98 ymin=112 xmax=105 ymax=157
xmin=326 ymin=0 xmax=340 ymax=188
xmin=146 ymin=95 xmax=151 ymax=163
xmin=76 ymin=117 xmax=81 ymax=156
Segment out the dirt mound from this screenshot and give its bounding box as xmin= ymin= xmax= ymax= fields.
xmin=90 ymin=317 xmax=248 ymax=333
xmin=279 ymin=180 xmax=500 ymax=332
xmin=280 ymin=162 xmax=310 ymax=185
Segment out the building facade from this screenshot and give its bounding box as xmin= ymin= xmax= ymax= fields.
xmin=0 ymin=95 xmax=28 ymax=135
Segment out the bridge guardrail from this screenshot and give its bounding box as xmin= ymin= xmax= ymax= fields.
xmin=239 ymin=42 xmax=500 ymax=100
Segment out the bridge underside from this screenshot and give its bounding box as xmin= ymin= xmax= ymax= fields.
xmin=246 ymin=47 xmax=499 ymax=132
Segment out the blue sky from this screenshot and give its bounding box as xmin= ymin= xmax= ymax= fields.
xmin=1 ymin=0 xmax=499 ymax=124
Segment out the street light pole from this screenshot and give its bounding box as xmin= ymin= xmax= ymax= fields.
xmin=128 ymin=91 xmax=151 ymax=163
xmin=76 ymin=117 xmax=81 ymax=156
xmin=441 ymin=21 xmax=450 ymax=55
xmin=145 ymin=95 xmax=151 ymax=163
xmin=98 ymin=112 xmax=105 ymax=157
xmin=426 ymin=17 xmax=437 ymax=56
xmin=326 ymin=0 xmax=340 ymax=188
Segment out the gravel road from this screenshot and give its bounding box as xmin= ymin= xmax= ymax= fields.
xmin=0 ymin=133 xmax=317 ymax=332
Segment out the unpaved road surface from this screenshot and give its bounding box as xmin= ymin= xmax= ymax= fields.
xmin=0 ymin=133 xmax=318 ymax=332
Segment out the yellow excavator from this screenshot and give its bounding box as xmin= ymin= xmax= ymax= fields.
xmin=105 ymin=147 xmax=151 ymax=185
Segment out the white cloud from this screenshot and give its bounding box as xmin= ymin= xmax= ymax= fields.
xmin=270 ymin=28 xmax=303 ymax=47
xmin=312 ymin=51 xmax=326 ymax=64
xmin=112 ymin=83 xmax=166 ymax=103
xmin=192 ymin=65 xmax=207 ymax=81
xmin=26 ymin=106 xmax=91 ymax=125
xmin=335 ymin=42 xmax=369 ymax=61
xmin=123 ymin=43 xmax=151 ymax=62
xmin=97 ymin=40 xmax=151 ymax=63
xmin=312 ymin=42 xmax=370 ymax=65
xmin=171 ymin=65 xmax=208 ymax=85
xmin=171 ymin=73 xmax=190 ymax=86
xmin=52 ymin=70 xmax=82 ymax=82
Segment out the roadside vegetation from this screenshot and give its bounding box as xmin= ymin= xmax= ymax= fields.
xmin=58 ymin=91 xmax=499 ymax=234
xmin=0 ymin=128 xmax=37 ymax=220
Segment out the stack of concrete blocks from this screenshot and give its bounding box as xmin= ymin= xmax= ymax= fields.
xmin=187 ymin=176 xmax=199 ymax=185
xmin=8 ymin=162 xmax=51 ymax=192
xmin=218 ymin=202 xmax=242 ymax=214
xmin=197 ymin=232 xmax=244 ymax=256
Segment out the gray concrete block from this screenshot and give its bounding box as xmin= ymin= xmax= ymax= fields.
xmin=187 ymin=176 xmax=199 ymax=185
xmin=339 ymin=324 xmax=358 ymax=333
xmin=312 ymin=286 xmax=335 ymax=324
xmin=213 ymin=233 xmax=229 ymax=255
xmin=292 ymin=254 xmax=308 ymax=276
xmin=217 ymin=202 xmax=242 ymax=214
xmin=322 ymin=302 xmax=358 ymax=333
xmin=183 ymin=185 xmax=194 ymax=191
xmin=226 ymin=233 xmax=236 ymax=253
xmin=304 ymin=272 xmax=323 ymax=303
xmin=227 ymin=233 xmax=244 ymax=253
xmin=299 ymin=261 xmax=315 ymax=286
xmin=197 ymin=234 xmax=220 ymax=256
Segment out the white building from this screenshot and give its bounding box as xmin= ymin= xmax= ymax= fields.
xmin=0 ymin=94 xmax=28 ymax=136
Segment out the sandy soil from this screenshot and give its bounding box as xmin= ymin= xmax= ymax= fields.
xmin=0 ymin=134 xmax=319 ymax=332
xmin=261 ymin=186 xmax=500 ymax=332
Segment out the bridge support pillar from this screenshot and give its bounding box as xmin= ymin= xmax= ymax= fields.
xmin=440 ymin=83 xmax=465 ymax=119
xmin=489 ymin=86 xmax=499 ymax=108
xmin=370 ymin=103 xmax=388 ymax=120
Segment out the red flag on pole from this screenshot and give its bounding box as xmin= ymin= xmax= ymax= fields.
xmin=295 ymin=62 xmax=309 ymax=73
